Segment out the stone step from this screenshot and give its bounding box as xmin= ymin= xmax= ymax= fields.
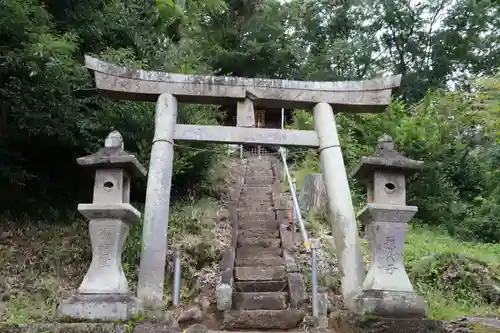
xmin=238 ymin=219 xmax=276 ymax=227
xmin=238 ymin=228 xmax=279 ymax=238
xmin=233 ymin=292 xmax=288 ymax=310
xmin=237 ymin=200 xmax=274 ymax=207
xmin=239 ymin=198 xmax=273 ymax=202
xmin=235 ymin=255 xmax=282 ymax=267
xmin=238 ymin=221 xmax=278 ymax=230
xmin=237 ymin=212 xmax=275 ymax=219
xmin=244 ymin=178 xmax=275 ymax=185
xmin=236 ymin=247 xmax=282 ymax=266
xmin=245 ymin=175 xmax=273 ymax=179
xmin=237 ymin=204 xmax=274 ymax=210
xmin=234 ymin=280 xmax=287 ymax=292
xmin=245 ymin=168 xmax=272 ymax=171
xmin=237 ymin=237 xmax=281 ymax=248
xmin=240 ymin=193 xmax=273 ymax=199
xmin=234 ymin=266 xmax=286 ymax=281
xmin=241 ymin=184 xmax=273 ymax=192
xmin=237 ymin=246 xmax=282 ymax=257
xmin=238 ymin=198 xmax=273 ymax=204
xmin=241 ymin=186 xmax=272 ymax=191
xmin=209 ymin=330 xmax=302 ymax=333
xmin=245 ymin=180 xmax=273 ymax=184
xmin=239 ymin=192 xmax=272 ymax=198
xmin=242 ymin=183 xmax=273 ymax=188
xmin=238 ymin=215 xmax=276 ymax=223
xmin=237 ymin=206 xmax=274 ymax=213
xmin=245 ymin=166 xmax=272 ymax=171
xmin=222 ymin=310 xmax=304 ymax=330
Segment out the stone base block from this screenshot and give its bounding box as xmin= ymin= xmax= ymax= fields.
xmin=59 ymin=294 xmax=143 ymax=321
xmin=0 ymin=323 xmax=127 ymax=333
xmin=355 ymin=290 xmax=427 ymax=318
xmin=222 ymin=309 xmax=304 ymax=330
xmin=330 ymin=311 xmax=444 ymax=333
xmin=216 ymin=283 xmax=232 ymax=310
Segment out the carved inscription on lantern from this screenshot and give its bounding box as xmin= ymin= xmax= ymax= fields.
xmin=383 ymin=235 xmax=397 ymax=275
xmin=97 ymin=228 xmax=112 ymax=268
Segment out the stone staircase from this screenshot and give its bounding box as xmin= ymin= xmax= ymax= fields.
xmin=222 ymin=156 xmax=306 ymax=330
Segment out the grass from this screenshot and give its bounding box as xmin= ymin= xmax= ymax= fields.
xmin=403 ymin=226 xmax=500 ymax=320
xmin=404 ymin=226 xmax=500 ymax=265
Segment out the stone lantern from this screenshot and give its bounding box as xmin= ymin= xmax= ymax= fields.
xmin=350 ymin=134 xmax=427 ymax=318
xmin=59 ymin=130 xmax=146 ymax=320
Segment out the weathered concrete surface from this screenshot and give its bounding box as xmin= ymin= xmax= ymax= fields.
xmin=85 ymin=56 xmax=401 ymax=112
xmin=59 ymin=294 xmax=143 ymax=321
xmin=174 ymin=124 xmax=319 ymax=148
xmin=236 ymin=98 xmax=255 ymax=127
xmin=223 ymin=309 xmax=304 ymax=329
xmin=137 ymin=93 xmax=178 ymax=308
xmin=233 ymin=292 xmax=288 ymax=310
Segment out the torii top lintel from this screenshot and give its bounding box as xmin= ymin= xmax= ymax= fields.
xmin=85 ymin=55 xmax=402 ymax=112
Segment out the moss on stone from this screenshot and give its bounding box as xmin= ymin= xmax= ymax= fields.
xmin=328 ymin=310 xmax=445 ymax=333
xmin=0 ymin=323 xmax=126 ymax=333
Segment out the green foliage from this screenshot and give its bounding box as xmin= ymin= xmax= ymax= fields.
xmin=289 ymin=72 xmax=500 ymax=242
xmin=0 ymin=0 xmax=226 ymax=219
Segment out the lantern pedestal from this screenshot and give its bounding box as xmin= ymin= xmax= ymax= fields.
xmin=58 ymin=131 xmax=146 ymax=321
xmin=350 ymin=135 xmax=427 ymax=319
xmin=59 ymin=294 xmax=142 ymax=321
xmin=355 ymin=204 xmax=427 ymax=318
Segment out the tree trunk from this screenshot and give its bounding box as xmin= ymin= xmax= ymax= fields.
xmin=299 ymin=173 xmax=326 ymax=212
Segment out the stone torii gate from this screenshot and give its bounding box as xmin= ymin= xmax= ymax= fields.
xmin=84 ymin=56 xmax=402 ymax=310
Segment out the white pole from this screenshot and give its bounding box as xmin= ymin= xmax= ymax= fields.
xmin=313 ymin=102 xmax=365 ymax=310
xmin=281 ymin=108 xmax=286 ymax=162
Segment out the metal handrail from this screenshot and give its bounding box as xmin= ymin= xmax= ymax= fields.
xmin=279 ymin=147 xmax=319 ymax=317
xmin=279 ymin=147 xmax=309 ymax=248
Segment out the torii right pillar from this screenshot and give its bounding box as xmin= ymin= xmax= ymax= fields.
xmin=351 ymin=134 xmax=427 ymax=318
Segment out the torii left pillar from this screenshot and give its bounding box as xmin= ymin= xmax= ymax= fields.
xmin=137 ymin=93 xmax=178 ymax=308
